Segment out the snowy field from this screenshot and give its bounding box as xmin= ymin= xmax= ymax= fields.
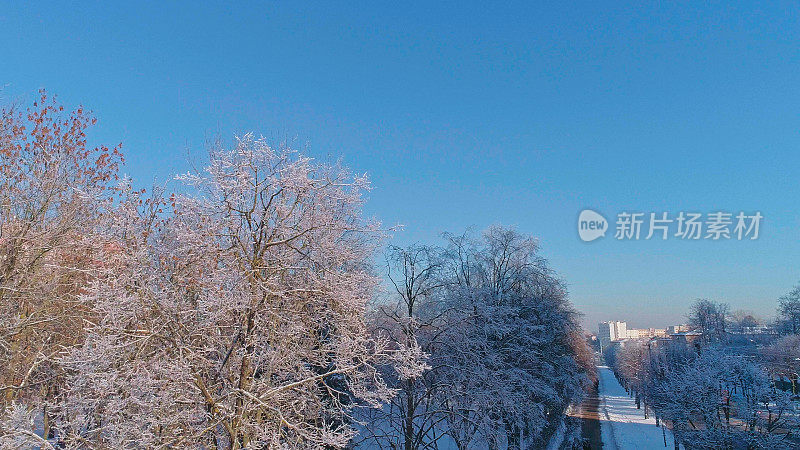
xmin=598 ymin=366 xmax=680 ymax=450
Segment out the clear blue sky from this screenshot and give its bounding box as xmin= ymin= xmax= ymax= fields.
xmin=3 ymin=2 xmax=799 ymax=330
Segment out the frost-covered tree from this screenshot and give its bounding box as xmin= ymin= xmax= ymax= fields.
xmin=358 ymin=229 xmax=591 ymax=450
xmin=615 ymin=343 xmax=649 ymax=413
xmin=0 ymin=91 xmax=122 ymax=439
xmin=610 ymin=333 xmax=800 ymax=449
xmin=649 ymin=348 xmax=795 ymax=449
xmin=762 ymin=334 xmax=800 ymax=395
xmin=356 ymin=244 xmax=443 ymax=450
xmin=778 ymin=284 xmax=800 ymax=335
xmin=688 ymin=299 xmax=729 ymax=344
xmin=52 ymin=136 xmax=414 ymax=448
xmin=435 ymin=228 xmax=590 ymax=449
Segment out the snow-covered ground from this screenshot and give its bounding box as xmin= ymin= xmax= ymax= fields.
xmin=598 ymin=365 xmax=679 ymax=450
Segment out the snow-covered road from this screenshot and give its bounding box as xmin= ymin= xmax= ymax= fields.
xmin=597 ymin=366 xmax=679 ymax=450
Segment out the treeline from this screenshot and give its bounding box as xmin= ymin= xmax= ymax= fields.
xmin=0 ymin=92 xmax=592 ymax=449
xmin=606 ymin=298 xmax=800 ymax=449
xmin=685 ymin=294 xmax=800 ymax=339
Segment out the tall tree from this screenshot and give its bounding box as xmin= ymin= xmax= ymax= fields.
xmin=436 ymin=227 xmax=589 ymax=449
xmin=688 ymin=299 xmax=729 ymax=344
xmin=52 ymin=135 xmax=414 ymax=448
xmin=762 ymin=335 xmax=800 ymax=394
xmin=778 ymin=284 xmax=800 ymax=334
xmin=0 ymin=91 xmax=122 ymax=440
xmin=357 ymin=245 xmax=444 ymax=450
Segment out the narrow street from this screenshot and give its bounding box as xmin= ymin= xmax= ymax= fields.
xmin=567 ymin=378 xmax=603 ymax=448
xmin=595 ymin=366 xmax=678 ymax=449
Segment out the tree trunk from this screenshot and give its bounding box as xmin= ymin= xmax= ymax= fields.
xmin=405 ymin=380 xmax=415 ymax=450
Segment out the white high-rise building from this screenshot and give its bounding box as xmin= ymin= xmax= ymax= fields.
xmin=598 ymin=321 xmax=627 ymax=350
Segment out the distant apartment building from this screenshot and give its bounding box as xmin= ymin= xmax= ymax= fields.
xmin=629 ymin=327 xmax=666 ymax=339
xmin=599 ymin=322 xmax=667 ymax=348
xmin=598 ymin=321 xmax=627 ymax=350
xmin=598 ymin=321 xmax=680 ymax=354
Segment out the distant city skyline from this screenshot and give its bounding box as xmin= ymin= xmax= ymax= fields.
xmin=3 ymin=2 xmax=799 ymax=330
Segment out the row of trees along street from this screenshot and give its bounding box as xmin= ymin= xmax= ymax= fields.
xmin=605 ymin=297 xmax=800 ymax=449
xmin=0 ymin=92 xmax=594 ymax=449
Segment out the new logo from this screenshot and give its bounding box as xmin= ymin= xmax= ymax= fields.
xmin=578 ymin=209 xmax=608 ymax=242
